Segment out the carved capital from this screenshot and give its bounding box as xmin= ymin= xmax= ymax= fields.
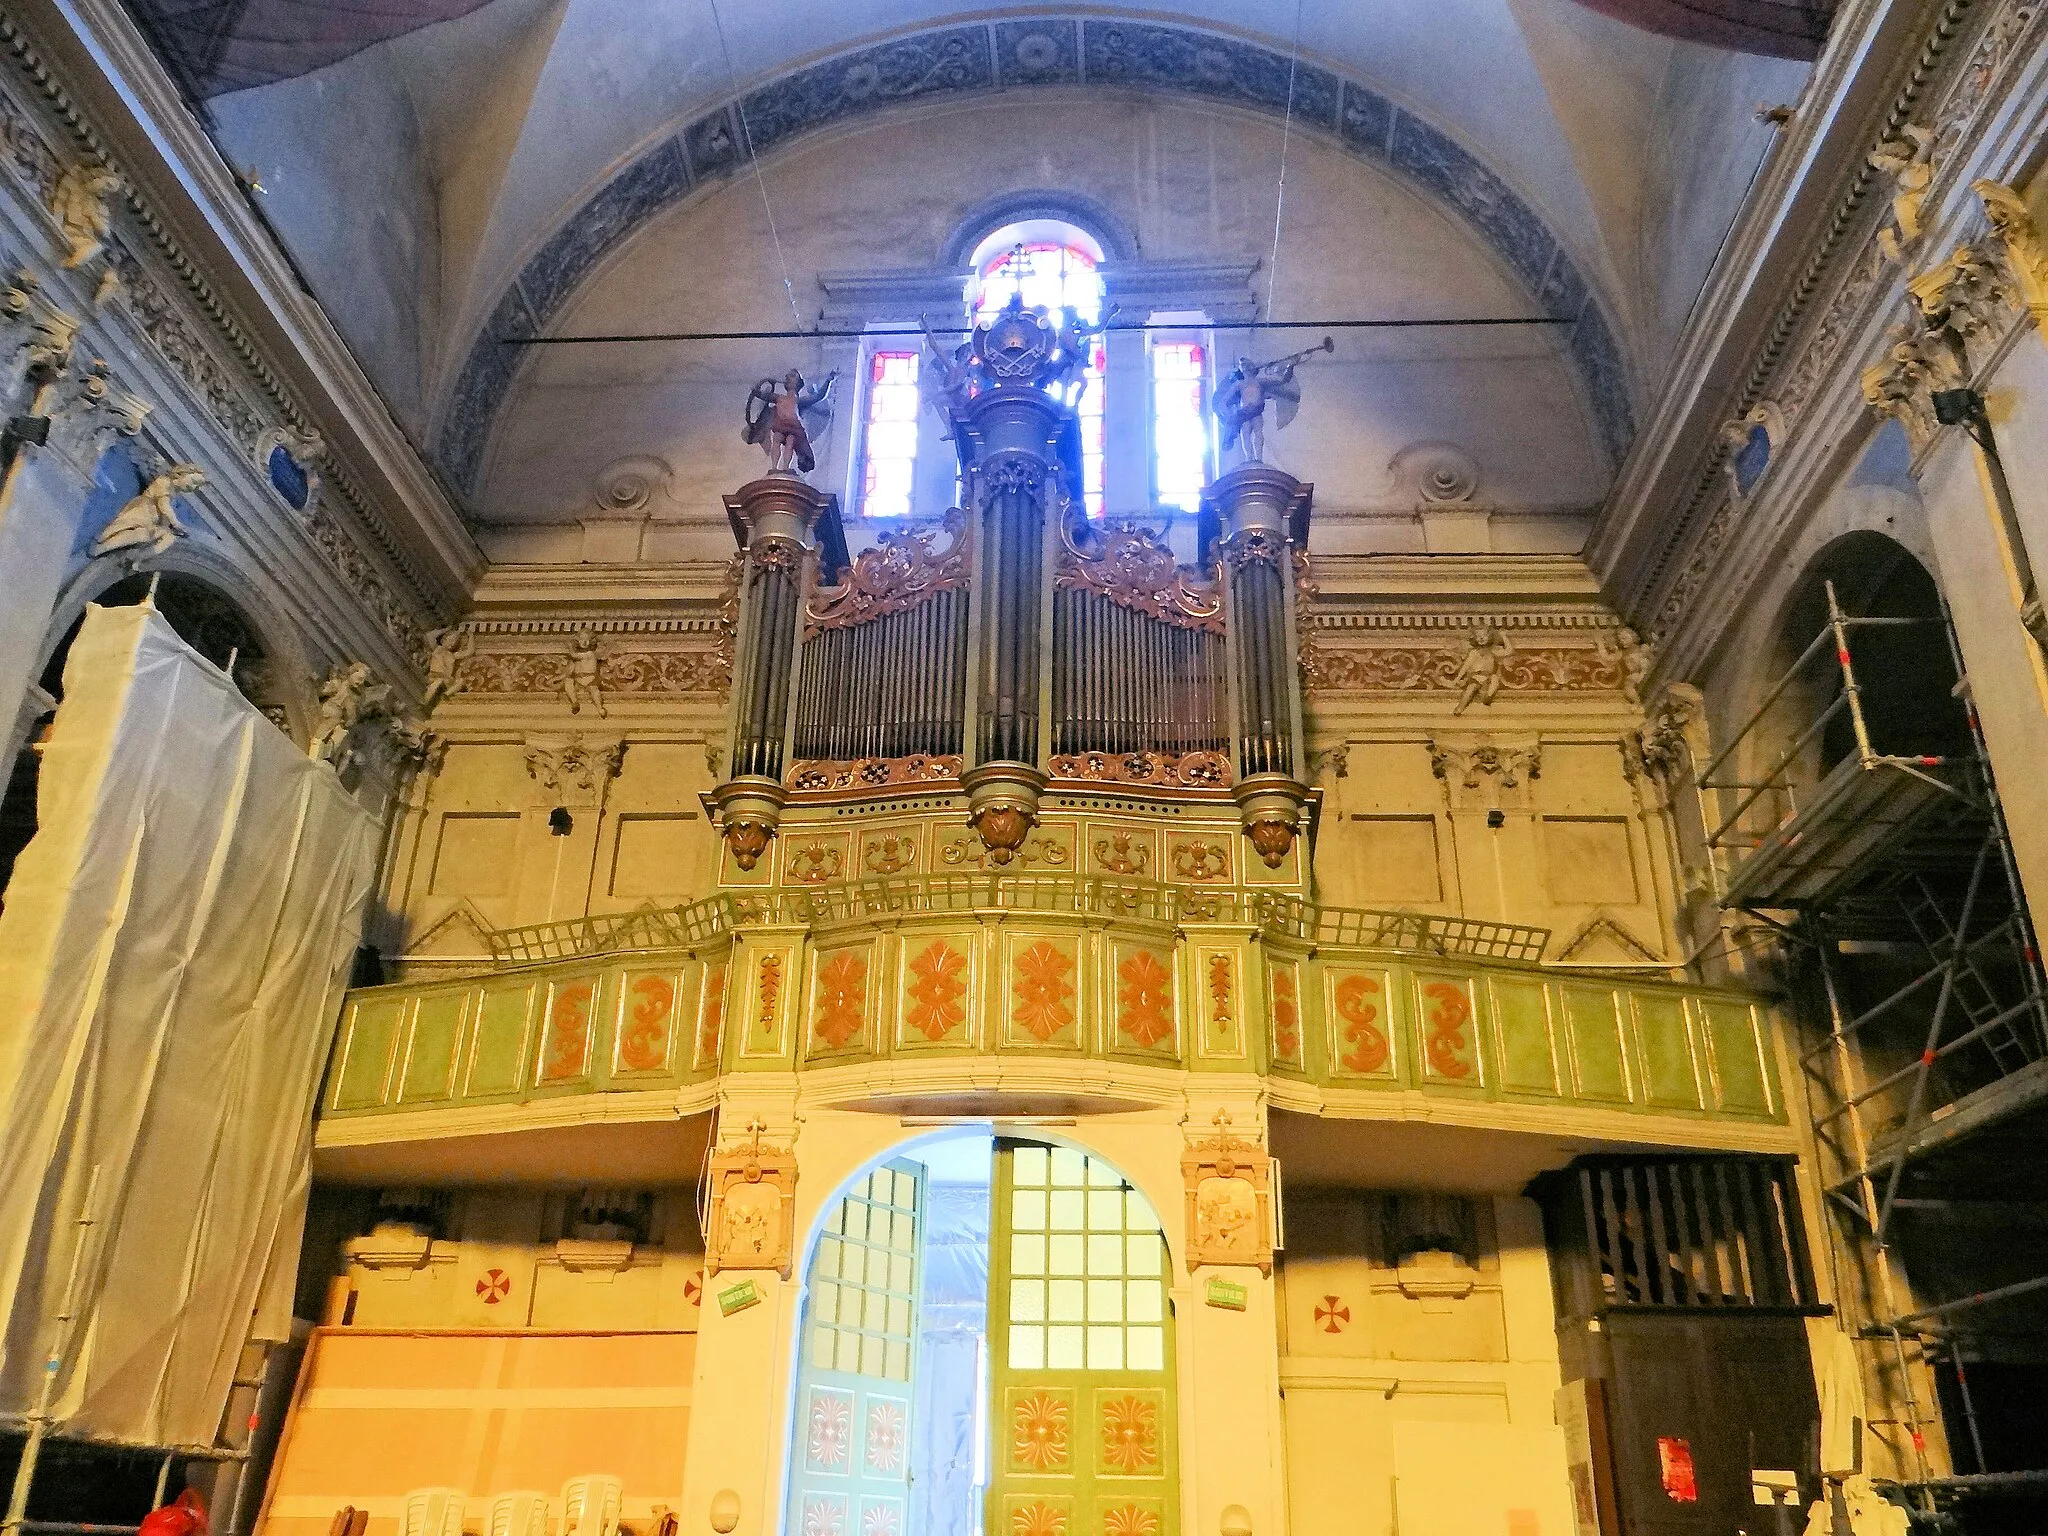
xmin=1974 ymin=178 xmax=2048 ymax=325
xmin=46 ymin=357 xmax=149 ymax=472
xmin=523 ymin=733 xmax=624 ymax=806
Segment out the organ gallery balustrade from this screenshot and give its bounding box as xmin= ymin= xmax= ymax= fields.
xmin=320 ymin=872 xmax=1784 ymax=1140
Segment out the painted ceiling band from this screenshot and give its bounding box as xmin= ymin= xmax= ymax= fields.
xmin=432 ymin=16 xmax=1636 ymax=502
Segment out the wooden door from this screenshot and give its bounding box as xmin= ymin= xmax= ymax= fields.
xmin=987 ymin=1141 xmax=1178 ymax=1536
xmin=787 ymin=1159 xmax=926 ymax=1536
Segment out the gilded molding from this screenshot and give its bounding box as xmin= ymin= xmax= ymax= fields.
xmin=785 ymin=754 xmax=963 ymax=792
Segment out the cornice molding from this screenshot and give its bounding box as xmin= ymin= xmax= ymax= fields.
xmin=18 ymin=0 xmax=482 ymax=603
xmin=1586 ymin=0 xmax=1984 ymax=613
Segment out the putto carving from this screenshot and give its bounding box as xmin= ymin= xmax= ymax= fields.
xmin=1868 ymin=123 xmax=1935 ymax=264
xmin=742 ymin=368 xmax=839 ymax=477
xmin=1450 ymin=623 xmax=1514 ymax=715
xmin=564 ymin=626 xmax=606 ymax=717
xmin=309 ymin=661 xmax=391 ymax=765
xmin=1181 ymin=1111 xmax=1274 ymax=1275
xmin=48 ymin=163 xmax=121 ymax=269
xmin=1597 ymin=625 xmax=1653 ymax=709
xmin=1211 ymin=338 xmax=1332 ymax=464
xmin=422 ymin=626 xmax=473 ymax=712
xmin=806 ymin=511 xmax=968 ymax=633
xmin=89 ymin=462 xmax=203 ymax=562
xmin=705 ymin=1119 xmax=798 ymax=1277
xmin=1048 ymin=749 xmax=1230 ymax=788
xmin=1056 ymin=515 xmax=1224 ymax=632
xmin=786 ymin=754 xmax=962 ymax=792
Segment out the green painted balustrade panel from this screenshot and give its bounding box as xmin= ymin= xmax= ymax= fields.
xmin=322 ymin=916 xmax=1781 ymax=1128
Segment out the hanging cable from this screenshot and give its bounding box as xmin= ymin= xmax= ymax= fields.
xmin=707 ymin=0 xmax=804 ymax=330
xmin=1263 ymin=0 xmax=1307 ymax=332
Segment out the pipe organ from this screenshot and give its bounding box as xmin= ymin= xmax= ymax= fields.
xmin=705 ymin=297 xmax=1317 ymax=870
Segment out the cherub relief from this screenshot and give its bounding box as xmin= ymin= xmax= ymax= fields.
xmin=1451 ymin=623 xmax=1515 ymax=715
xmin=564 ymin=625 xmax=606 ymax=717
xmin=89 ymin=463 xmax=204 ymax=562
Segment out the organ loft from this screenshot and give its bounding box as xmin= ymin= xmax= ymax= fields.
xmin=1 ymin=5 xmax=2048 ymax=1536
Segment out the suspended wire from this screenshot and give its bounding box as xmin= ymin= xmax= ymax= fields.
xmin=1263 ymin=0 xmax=1307 ymax=333
xmin=707 ymin=0 xmax=804 ymax=330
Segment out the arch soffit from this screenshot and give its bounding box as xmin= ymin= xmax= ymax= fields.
xmin=436 ymin=15 xmax=1635 ymax=500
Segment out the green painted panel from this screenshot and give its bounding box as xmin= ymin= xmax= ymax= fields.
xmin=398 ymin=992 xmax=467 ymax=1102
xmin=1489 ymin=977 xmax=1560 ymax=1096
xmin=1632 ymin=993 xmax=1704 ymax=1110
xmin=331 ymin=997 xmax=403 ymax=1110
xmin=1699 ymin=999 xmax=1774 ymax=1116
xmin=466 ymin=983 xmax=536 ymax=1096
xmin=1560 ymin=985 xmax=1630 ymax=1103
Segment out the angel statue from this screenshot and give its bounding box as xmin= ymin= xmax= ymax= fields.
xmin=1211 ymin=337 xmax=1333 ymax=464
xmin=742 ymin=368 xmax=840 ymax=476
xmin=421 ymin=626 xmax=473 ymax=712
xmin=918 ymin=318 xmax=978 ymax=440
xmin=309 ymin=660 xmax=390 ymax=765
xmin=1044 ymin=303 xmax=1118 ymax=399
xmin=89 ymin=462 xmax=204 ymax=562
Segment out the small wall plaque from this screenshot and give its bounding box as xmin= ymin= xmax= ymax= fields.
xmin=1205 ymin=1277 xmax=1248 ymax=1311
xmin=718 ymin=1278 xmax=762 ymax=1316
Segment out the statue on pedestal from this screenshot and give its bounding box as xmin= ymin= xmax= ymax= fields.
xmin=1211 ymin=338 xmax=1332 ymax=463
xmin=742 ymin=368 xmax=839 ymax=476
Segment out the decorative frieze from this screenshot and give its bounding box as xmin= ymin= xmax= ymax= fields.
xmin=461 ymin=647 xmax=730 ymax=699
xmin=1047 ymin=749 xmax=1229 ymax=787
xmin=1304 ymin=637 xmax=1626 ymax=699
xmin=786 ymin=755 xmax=961 ymax=793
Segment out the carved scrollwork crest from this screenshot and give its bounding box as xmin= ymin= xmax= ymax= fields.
xmin=786 ymin=754 xmax=963 ymax=793
xmin=806 ymin=510 xmax=968 ymax=634
xmin=1057 ymin=514 xmax=1224 ymax=632
xmin=1049 ymin=749 xmax=1230 ymax=788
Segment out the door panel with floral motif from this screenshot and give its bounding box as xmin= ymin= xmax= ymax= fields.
xmin=988 ymin=1141 xmax=1178 ymax=1536
xmin=788 ymin=1160 xmax=925 ymax=1536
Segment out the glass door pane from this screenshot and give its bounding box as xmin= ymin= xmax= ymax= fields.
xmin=788 ymin=1159 xmax=926 ymax=1536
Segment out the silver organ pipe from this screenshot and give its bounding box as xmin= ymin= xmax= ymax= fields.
xmin=792 ymin=587 xmax=969 ymax=766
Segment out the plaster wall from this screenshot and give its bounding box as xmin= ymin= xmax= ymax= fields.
xmin=477 ymin=95 xmax=1608 ymax=549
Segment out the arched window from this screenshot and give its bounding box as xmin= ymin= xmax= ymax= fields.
xmin=970 ymin=225 xmax=1108 ymax=516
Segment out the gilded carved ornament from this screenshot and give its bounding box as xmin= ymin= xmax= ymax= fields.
xmin=1181 ymin=1111 xmax=1274 ymax=1275
xmin=1048 ymin=749 xmax=1229 ymax=788
xmin=805 ymin=511 xmax=968 ymax=634
xmin=1055 ymin=514 xmax=1223 ymax=633
xmin=787 ymin=754 xmax=962 ymax=793
xmin=706 ymin=1119 xmax=798 ymax=1277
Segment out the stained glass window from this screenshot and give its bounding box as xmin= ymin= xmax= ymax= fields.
xmin=860 ymin=349 xmax=921 ymax=519
xmin=1151 ymin=340 xmax=1210 ymax=513
xmin=975 ymin=243 xmax=1107 ymax=516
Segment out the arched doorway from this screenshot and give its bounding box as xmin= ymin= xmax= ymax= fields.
xmin=784 ymin=1136 xmax=1177 ymax=1536
xmin=0 ymin=571 xmax=295 ymax=903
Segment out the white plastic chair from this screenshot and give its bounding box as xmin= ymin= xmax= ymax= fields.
xmin=399 ymin=1489 xmax=465 ymax=1536
xmin=489 ymin=1491 xmax=550 ymax=1536
xmin=560 ymin=1476 xmax=623 ymax=1536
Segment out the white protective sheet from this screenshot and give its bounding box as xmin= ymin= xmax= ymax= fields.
xmin=0 ymin=603 xmax=378 ymax=1450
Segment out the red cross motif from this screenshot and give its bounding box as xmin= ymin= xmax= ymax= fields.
xmin=685 ymin=1268 xmax=705 ymax=1307
xmin=475 ymin=1268 xmax=512 ymax=1304
xmin=1315 ymin=1295 xmax=1350 ymax=1334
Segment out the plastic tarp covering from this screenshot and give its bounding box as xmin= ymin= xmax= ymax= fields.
xmin=0 ymin=603 xmax=378 ymax=1451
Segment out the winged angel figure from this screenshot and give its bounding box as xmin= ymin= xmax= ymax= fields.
xmin=742 ymin=368 xmax=840 ymax=476
xmin=1210 ymin=338 xmax=1333 ymax=463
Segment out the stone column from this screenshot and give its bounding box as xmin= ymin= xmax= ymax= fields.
xmin=710 ymin=475 xmax=835 ymax=870
xmin=1206 ymin=463 xmax=1312 ymax=868
xmin=954 ymin=304 xmax=1072 ymax=864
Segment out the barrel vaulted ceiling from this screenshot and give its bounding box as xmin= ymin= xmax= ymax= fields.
xmin=121 ymin=0 xmax=1814 ymax=517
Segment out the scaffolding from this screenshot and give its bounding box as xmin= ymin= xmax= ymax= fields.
xmin=1696 ymin=582 xmax=2048 ymax=1512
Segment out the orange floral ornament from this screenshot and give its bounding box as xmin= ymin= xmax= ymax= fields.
xmin=906 ymin=939 xmax=968 ymax=1041
xmin=1011 ymin=1502 xmax=1067 ymax=1536
xmin=618 ymin=975 xmax=674 ymax=1071
xmin=1116 ymin=950 xmax=1174 ymax=1048
xmin=813 ymin=951 xmax=867 ymax=1049
xmin=1270 ymin=966 xmax=1301 ymax=1065
xmin=1103 ymin=1508 xmax=1159 ymax=1536
xmin=1100 ymin=1394 xmax=1159 ymax=1472
xmin=1011 ymin=1390 xmax=1071 ymax=1470
xmin=1334 ymin=973 xmax=1388 ymax=1073
xmin=1012 ymin=942 xmax=1075 ymax=1042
